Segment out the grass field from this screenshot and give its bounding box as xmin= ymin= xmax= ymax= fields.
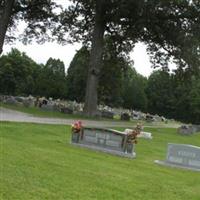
xmin=1 ymin=122 xmax=200 ymax=200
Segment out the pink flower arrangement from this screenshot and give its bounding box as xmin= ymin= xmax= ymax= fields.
xmin=72 ymin=121 xmax=82 ymax=133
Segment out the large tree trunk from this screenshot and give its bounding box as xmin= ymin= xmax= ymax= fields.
xmin=0 ymin=0 xmax=15 ymax=55
xmin=83 ymin=0 xmax=106 ymax=117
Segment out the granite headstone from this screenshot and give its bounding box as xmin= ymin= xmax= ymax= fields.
xmin=155 ymin=143 xmax=200 ymax=171
xmin=71 ymin=127 xmax=136 ymax=158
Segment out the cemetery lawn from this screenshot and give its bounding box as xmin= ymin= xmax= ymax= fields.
xmin=1 ymin=122 xmax=200 ymax=200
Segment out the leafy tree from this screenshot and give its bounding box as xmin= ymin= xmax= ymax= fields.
xmin=0 ymin=0 xmax=59 ymax=54
xmin=146 ymin=70 xmax=175 ymax=118
xmin=121 ymin=66 xmax=147 ymax=111
xmin=0 ymin=49 xmax=68 ymax=99
xmin=189 ymin=76 xmax=200 ymax=124
xmin=98 ymin=37 xmax=128 ymax=107
xmin=67 ymin=45 xmax=148 ymax=110
xmin=172 ymin=68 xmax=200 ymax=123
xmin=0 ymin=48 xmax=39 ymax=95
xmin=66 ymin=45 xmax=124 ymax=106
xmin=36 ymin=58 xmax=67 ymax=98
xmin=146 ymin=66 xmax=200 ymax=124
xmin=57 ymin=0 xmax=200 ymax=116
xmin=2 ymin=1 xmax=200 ymax=117
xmin=0 ymin=61 xmax=16 ymax=95
xmin=66 ymin=47 xmax=89 ymax=102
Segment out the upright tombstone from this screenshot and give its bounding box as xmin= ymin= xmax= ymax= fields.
xmin=120 ymin=113 xmax=130 ymax=121
xmin=155 ymin=143 xmax=200 ymax=171
xmin=101 ymin=110 xmax=114 ymax=119
xmin=61 ymin=107 xmax=73 ymax=114
xmin=71 ymin=126 xmax=137 ymax=158
xmin=177 ymin=125 xmax=195 ymax=135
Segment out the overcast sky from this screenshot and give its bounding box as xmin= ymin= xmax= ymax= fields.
xmin=3 ymin=41 xmax=155 ymax=77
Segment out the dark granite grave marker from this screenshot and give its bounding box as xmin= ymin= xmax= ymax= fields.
xmin=155 ymin=143 xmax=200 ymax=171
xmin=71 ymin=127 xmax=136 ymax=158
xmin=101 ymin=110 xmax=114 ymax=119
xmin=61 ymin=107 xmax=73 ymax=114
xmin=120 ymin=113 xmax=130 ymax=121
xmin=178 ymin=125 xmax=200 ymax=135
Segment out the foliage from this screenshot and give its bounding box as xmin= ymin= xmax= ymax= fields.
xmin=59 ymin=0 xmax=200 ymax=69
xmin=121 ymin=66 xmax=147 ymax=110
xmin=0 ymin=48 xmax=39 ymax=95
xmin=0 ymin=49 xmax=67 ymax=98
xmin=189 ymin=77 xmax=200 ymax=123
xmin=146 ymin=68 xmax=200 ymax=124
xmin=172 ymin=70 xmax=200 ymax=124
xmin=56 ymin=0 xmax=200 ymax=116
xmin=66 ymin=47 xmax=89 ymax=102
xmin=66 ymin=45 xmax=148 ymax=109
xmin=4 ymin=0 xmax=59 ymax=44
xmin=36 ymin=57 xmax=68 ymax=98
xmin=1 ymin=47 xmax=199 ymax=124
xmin=146 ymin=69 xmax=175 ymax=117
xmin=1 ymin=1 xmax=200 ymax=116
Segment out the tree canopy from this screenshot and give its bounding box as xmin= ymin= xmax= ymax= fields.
xmin=0 ymin=49 xmax=68 ymax=98
xmin=66 ymin=45 xmax=148 ymax=110
xmin=56 ymin=0 xmax=200 ymax=116
xmin=0 ymin=0 xmax=59 ymax=54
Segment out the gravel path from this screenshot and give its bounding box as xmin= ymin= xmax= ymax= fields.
xmin=0 ymin=107 xmax=179 ymax=128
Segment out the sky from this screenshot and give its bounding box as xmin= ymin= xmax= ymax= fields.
xmin=4 ymin=41 xmax=154 ymax=77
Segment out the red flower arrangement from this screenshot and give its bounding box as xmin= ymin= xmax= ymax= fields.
xmin=72 ymin=121 xmax=82 ymax=133
xmin=127 ymin=123 xmax=142 ymax=144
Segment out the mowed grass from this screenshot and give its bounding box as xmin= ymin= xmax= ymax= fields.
xmin=0 ymin=122 xmax=200 ymax=200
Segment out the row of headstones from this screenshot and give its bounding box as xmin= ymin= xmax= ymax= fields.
xmin=0 ymin=95 xmax=167 ymax=122
xmin=0 ymin=95 xmax=35 ymax=107
xmin=0 ymin=95 xmax=83 ymax=114
xmin=101 ymin=110 xmax=167 ymax=122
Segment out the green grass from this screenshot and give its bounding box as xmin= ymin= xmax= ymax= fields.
xmin=1 ymin=122 xmax=200 ymax=200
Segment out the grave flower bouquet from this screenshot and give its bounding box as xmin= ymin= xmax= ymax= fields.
xmin=71 ymin=121 xmax=82 ymax=133
xmin=127 ymin=123 xmax=142 ymax=144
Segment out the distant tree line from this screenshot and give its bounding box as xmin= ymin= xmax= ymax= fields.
xmin=0 ymin=48 xmax=68 ymax=98
xmin=0 ymin=48 xmax=199 ymax=124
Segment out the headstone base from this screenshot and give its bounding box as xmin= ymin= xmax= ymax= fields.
xmin=71 ymin=142 xmax=136 ymax=158
xmin=154 ymin=160 xmax=200 ymax=172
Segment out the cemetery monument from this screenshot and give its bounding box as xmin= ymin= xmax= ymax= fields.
xmin=71 ymin=121 xmax=142 ymax=158
xmin=155 ymin=143 xmax=200 ymax=172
